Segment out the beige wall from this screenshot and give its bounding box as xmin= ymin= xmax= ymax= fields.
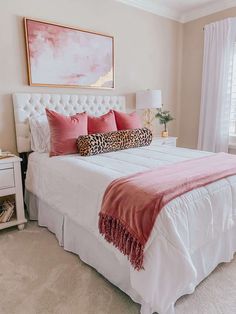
xmin=179 ymin=7 xmax=236 ymax=149
xmin=0 ymin=0 xmax=182 ymax=154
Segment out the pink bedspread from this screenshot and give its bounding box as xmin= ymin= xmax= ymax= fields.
xmin=99 ymin=152 xmax=236 ymax=270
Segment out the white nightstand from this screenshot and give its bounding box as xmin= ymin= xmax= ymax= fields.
xmin=0 ymin=156 xmax=27 ymax=231
xmin=152 ymin=137 xmax=177 ymax=147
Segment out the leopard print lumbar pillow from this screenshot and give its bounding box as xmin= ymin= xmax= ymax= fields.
xmin=77 ymin=127 xmax=152 ymax=156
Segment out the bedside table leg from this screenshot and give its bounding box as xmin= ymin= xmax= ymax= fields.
xmin=14 ymin=162 xmax=27 ymax=229
xmin=18 ymin=224 xmax=25 ymax=231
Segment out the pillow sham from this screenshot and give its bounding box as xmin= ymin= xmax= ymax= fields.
xmin=77 ymin=127 xmax=152 ymax=156
xmin=29 ymin=115 xmax=50 ymax=153
xmin=114 ymin=110 xmax=142 ymax=130
xmin=88 ymin=110 xmax=117 ymax=134
xmin=46 ymin=109 xmax=88 ymax=157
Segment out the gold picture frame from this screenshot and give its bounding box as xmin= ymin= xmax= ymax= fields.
xmin=24 ymin=18 xmax=115 ymax=89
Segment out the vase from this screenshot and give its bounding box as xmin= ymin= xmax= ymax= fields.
xmin=161 ymin=130 xmax=168 ymax=137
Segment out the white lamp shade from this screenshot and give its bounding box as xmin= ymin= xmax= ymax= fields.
xmin=136 ymin=90 xmax=162 ymax=109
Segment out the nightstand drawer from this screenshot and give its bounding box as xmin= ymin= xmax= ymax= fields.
xmin=153 ymin=137 xmax=177 ymax=147
xmin=0 ymin=169 xmax=15 ymax=189
xmin=0 ymin=163 xmax=13 ymax=170
xmin=161 ymin=139 xmax=176 ymax=146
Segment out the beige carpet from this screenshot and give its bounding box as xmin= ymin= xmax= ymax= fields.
xmin=0 ymin=222 xmax=235 ymax=314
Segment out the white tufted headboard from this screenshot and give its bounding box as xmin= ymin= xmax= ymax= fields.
xmin=13 ymin=93 xmax=126 ymax=153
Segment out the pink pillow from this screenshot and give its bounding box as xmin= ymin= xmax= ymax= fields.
xmin=46 ymin=109 xmax=88 ymax=157
xmin=114 ymin=110 xmax=142 ymax=130
xmin=88 ymin=110 xmax=117 ymax=134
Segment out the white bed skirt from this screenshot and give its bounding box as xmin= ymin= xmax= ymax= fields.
xmin=25 ymin=190 xmax=236 ymax=314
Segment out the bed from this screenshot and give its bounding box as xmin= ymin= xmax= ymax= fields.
xmin=13 ymin=93 xmax=236 ymax=314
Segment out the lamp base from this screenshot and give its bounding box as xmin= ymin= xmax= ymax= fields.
xmin=143 ymin=109 xmax=155 ymax=134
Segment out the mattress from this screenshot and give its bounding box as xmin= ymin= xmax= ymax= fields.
xmin=25 ymin=142 xmax=236 ymax=314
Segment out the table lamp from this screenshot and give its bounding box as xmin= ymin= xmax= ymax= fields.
xmin=136 ymin=90 xmax=162 ymax=131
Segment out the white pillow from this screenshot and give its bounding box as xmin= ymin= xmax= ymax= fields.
xmin=29 ymin=115 xmax=50 ymax=153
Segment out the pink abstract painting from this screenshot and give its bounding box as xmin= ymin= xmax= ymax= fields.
xmin=24 ymin=19 xmax=114 ymax=88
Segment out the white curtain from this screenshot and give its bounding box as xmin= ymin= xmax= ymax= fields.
xmin=198 ymin=18 xmax=236 ymax=152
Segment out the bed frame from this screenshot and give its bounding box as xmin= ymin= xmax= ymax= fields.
xmin=13 ymin=93 xmax=236 ymax=314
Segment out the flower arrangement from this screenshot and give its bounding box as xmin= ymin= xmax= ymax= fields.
xmin=155 ymin=106 xmax=174 ymax=137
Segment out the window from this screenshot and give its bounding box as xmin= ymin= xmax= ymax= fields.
xmin=229 ymin=43 xmax=236 ymax=137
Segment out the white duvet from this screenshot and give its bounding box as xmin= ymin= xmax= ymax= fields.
xmin=26 ymin=143 xmax=236 ymax=314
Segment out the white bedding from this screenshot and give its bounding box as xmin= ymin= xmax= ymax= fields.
xmin=25 ymin=143 xmax=236 ymax=314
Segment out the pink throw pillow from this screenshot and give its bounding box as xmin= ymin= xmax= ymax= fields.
xmin=88 ymin=110 xmax=117 ymax=134
xmin=46 ymin=109 xmax=88 ymax=157
xmin=114 ymin=110 xmax=142 ymax=130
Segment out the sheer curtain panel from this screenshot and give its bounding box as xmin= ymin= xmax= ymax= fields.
xmin=198 ymin=18 xmax=236 ymax=152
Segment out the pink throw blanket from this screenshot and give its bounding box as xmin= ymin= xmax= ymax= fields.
xmin=99 ymin=152 xmax=236 ymax=270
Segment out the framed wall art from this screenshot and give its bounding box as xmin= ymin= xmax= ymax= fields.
xmin=24 ymin=18 xmax=114 ymax=89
